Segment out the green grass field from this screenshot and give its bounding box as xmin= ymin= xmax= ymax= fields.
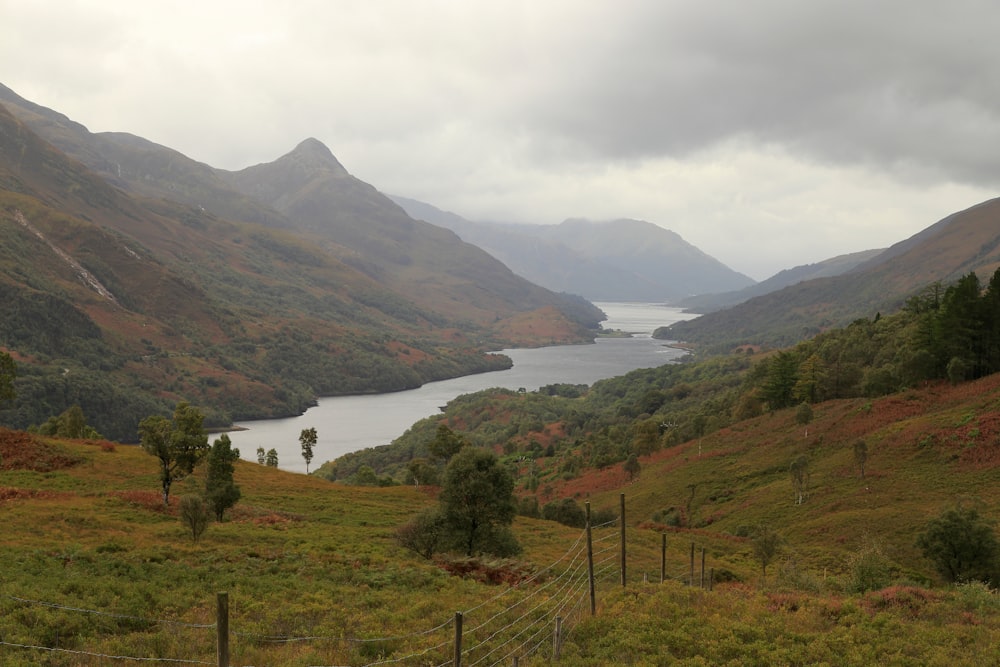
xmin=2 ymin=372 xmax=1000 ymax=666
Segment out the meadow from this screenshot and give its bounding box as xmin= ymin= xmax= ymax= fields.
xmin=3 ymin=364 xmax=1000 ymax=667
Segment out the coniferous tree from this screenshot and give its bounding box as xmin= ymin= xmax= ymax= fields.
xmin=0 ymin=351 xmax=15 ymax=403
xmin=205 ymin=434 xmax=241 ymax=521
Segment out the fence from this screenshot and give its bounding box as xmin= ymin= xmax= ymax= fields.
xmin=1 ymin=495 xmax=719 ymax=666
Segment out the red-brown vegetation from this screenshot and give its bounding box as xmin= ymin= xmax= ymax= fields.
xmin=0 ymin=428 xmax=84 ymax=471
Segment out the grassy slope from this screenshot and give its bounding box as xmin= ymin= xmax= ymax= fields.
xmin=3 ymin=372 xmax=1000 ymax=666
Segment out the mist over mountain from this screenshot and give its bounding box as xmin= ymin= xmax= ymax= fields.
xmin=391 ymin=196 xmax=754 ymax=302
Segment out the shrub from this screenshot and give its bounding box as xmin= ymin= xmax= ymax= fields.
xmin=179 ymin=494 xmax=210 ymax=542
xmin=917 ymin=505 xmax=999 ymax=585
xmin=396 ymin=508 xmax=449 ymax=560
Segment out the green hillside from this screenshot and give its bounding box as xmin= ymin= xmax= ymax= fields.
xmin=0 ymin=92 xmax=602 ymax=441
xmin=2 ymin=357 xmax=999 ymax=665
xmin=660 ymin=197 xmax=1000 ymax=350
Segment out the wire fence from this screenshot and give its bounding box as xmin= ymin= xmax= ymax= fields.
xmin=1 ymin=500 xmax=718 ymax=666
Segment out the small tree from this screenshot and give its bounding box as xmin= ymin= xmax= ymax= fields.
xmin=407 ymin=458 xmax=439 ymax=487
xmin=789 ymin=455 xmax=810 ymax=505
xmin=752 ymin=525 xmax=782 ymax=585
xmin=917 ymin=505 xmax=999 ymax=585
xmin=37 ymin=405 xmax=102 ymax=439
xmin=256 ymin=447 xmax=266 ymax=465
xmin=439 ymin=446 xmax=520 ymax=557
xmin=623 ymin=453 xmax=641 ymax=481
xmin=138 ymin=402 xmax=210 ymax=506
xmin=0 ymin=351 xmax=16 ymax=403
xmin=396 ymin=508 xmax=449 ymax=559
xmin=795 ymin=401 xmax=813 ymax=426
xmin=265 ymin=448 xmax=279 ymax=467
xmin=428 ymin=424 xmax=467 ymax=463
xmin=853 ymin=439 xmax=868 ymax=479
xmin=541 ymin=498 xmax=587 ymax=528
xmin=205 ymin=434 xmax=241 ymax=521
xmin=299 ymin=427 xmax=317 ymax=473
xmin=179 ymin=494 xmax=210 ymax=542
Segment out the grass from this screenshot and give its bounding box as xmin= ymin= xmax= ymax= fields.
xmin=3 ymin=369 xmax=1000 ymax=666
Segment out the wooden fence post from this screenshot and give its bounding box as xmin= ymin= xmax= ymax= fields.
xmin=710 ymin=567 xmax=715 ymax=592
xmin=689 ymin=542 xmax=695 ymax=587
xmin=701 ymin=547 xmax=706 ymax=589
xmin=660 ymin=533 xmax=666 ymax=584
xmin=553 ymin=616 xmax=562 ymax=661
xmin=216 ymin=592 xmax=229 ymax=667
xmin=454 ymin=611 xmax=463 ymax=667
xmin=620 ymin=494 xmax=626 ymax=588
xmin=586 ymin=502 xmax=596 ymax=615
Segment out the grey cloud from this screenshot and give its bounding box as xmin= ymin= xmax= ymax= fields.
xmin=515 ymin=1 xmax=1000 ymax=186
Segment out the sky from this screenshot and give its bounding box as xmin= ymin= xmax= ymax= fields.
xmin=2 ymin=1 xmax=999 ymax=281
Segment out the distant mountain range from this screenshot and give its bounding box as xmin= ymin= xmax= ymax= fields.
xmin=674 ymin=249 xmax=886 ymax=313
xmin=3 ymin=78 xmax=1000 ymax=440
xmin=391 ymin=196 xmax=755 ymax=302
xmin=658 ymin=197 xmax=1000 ymax=349
xmin=0 ymin=83 xmax=603 ymax=440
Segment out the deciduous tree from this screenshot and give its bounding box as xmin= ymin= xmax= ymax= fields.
xmin=790 ymin=455 xmax=809 ymax=505
xmin=439 ymin=447 xmax=519 ymax=557
xmin=917 ymin=505 xmax=999 ymax=585
xmin=138 ymin=402 xmax=210 ymax=506
xmin=752 ymin=525 xmax=782 ymax=586
xmin=853 ymin=439 xmax=868 ymax=479
xmin=428 ymin=424 xmax=467 ymax=463
xmin=299 ymin=427 xmax=317 ymax=473
xmin=623 ymin=453 xmax=641 ymax=481
xmin=179 ymin=494 xmax=210 ymax=542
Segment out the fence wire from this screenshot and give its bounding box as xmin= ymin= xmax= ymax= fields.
xmin=3 ymin=520 xmax=630 ymax=666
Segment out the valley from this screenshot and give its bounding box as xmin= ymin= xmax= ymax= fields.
xmin=2 ymin=80 xmax=1000 ymax=666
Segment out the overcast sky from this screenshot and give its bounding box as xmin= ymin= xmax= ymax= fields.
xmin=3 ymin=1 xmax=998 ymax=280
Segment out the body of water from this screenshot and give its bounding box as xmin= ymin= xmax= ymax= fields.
xmin=227 ymin=302 xmax=695 ymax=472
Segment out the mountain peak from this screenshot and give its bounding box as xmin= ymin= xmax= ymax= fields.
xmin=284 ymin=137 xmax=348 ymax=176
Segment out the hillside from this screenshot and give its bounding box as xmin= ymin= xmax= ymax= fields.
xmin=658 ymin=197 xmax=1000 ymax=350
xmin=2 ymin=366 xmax=999 ymax=664
xmin=0 ymin=86 xmax=603 ymax=441
xmin=392 ymin=195 xmax=755 ymax=302
xmin=677 ymin=248 xmax=886 ymax=313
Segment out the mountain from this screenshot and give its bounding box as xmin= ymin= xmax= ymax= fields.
xmin=658 ymin=197 xmax=1000 ymax=349
xmin=391 ymin=196 xmax=755 ymax=302
xmin=676 ymin=248 xmax=886 ymax=313
xmin=0 ymin=85 xmax=604 ymax=441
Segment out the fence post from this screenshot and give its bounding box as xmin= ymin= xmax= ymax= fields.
xmin=701 ymin=547 xmax=706 ymax=589
xmin=660 ymin=533 xmax=666 ymax=584
xmin=689 ymin=542 xmax=695 ymax=587
xmin=553 ymin=616 xmax=562 ymax=661
xmin=216 ymin=592 xmax=229 ymax=667
xmin=586 ymin=502 xmax=596 ymax=616
xmin=710 ymin=567 xmax=715 ymax=592
xmin=454 ymin=611 xmax=463 ymax=667
xmin=620 ymin=493 xmax=626 ymax=588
